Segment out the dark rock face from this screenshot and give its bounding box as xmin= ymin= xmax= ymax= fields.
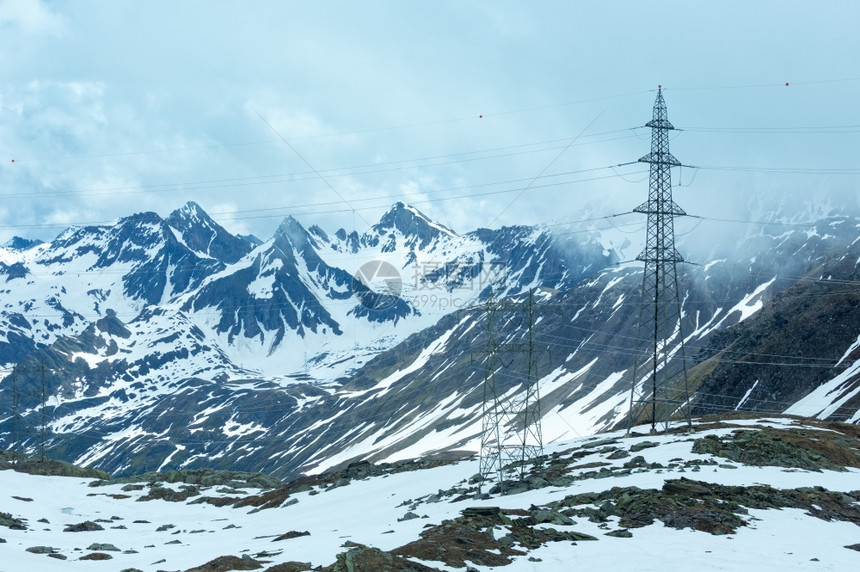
xmin=273 ymin=530 xmax=310 ymax=541
xmin=166 ymin=201 xmax=253 ymax=264
xmin=259 ymin=563 xmax=312 ymax=572
xmin=86 ymin=543 xmax=120 ymax=551
xmin=183 ymin=248 xmax=345 ymax=343
xmin=137 ymin=484 xmax=200 ymax=502
xmin=685 ymin=216 xmax=860 ymax=419
xmin=0 ymin=261 xmax=29 ymax=281
xmin=26 ymin=545 xmax=57 ymax=554
xmin=0 ymin=328 xmax=37 ymax=367
xmin=117 ymin=215 xmax=225 ymax=304
xmin=238 ymin=233 xmax=264 ymax=247
xmin=4 ymin=236 xmax=43 ymax=250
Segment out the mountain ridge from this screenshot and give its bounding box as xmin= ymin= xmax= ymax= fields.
xmin=0 ymin=201 xmax=859 ymax=480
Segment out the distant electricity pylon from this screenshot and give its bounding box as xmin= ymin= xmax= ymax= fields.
xmin=627 ymin=87 xmax=693 ymax=433
xmin=468 ymin=290 xmax=550 ymax=490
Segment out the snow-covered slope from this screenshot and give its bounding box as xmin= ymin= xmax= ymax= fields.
xmin=1 ymin=416 xmax=859 ymax=571
xmin=0 ymin=210 xmax=225 ymax=366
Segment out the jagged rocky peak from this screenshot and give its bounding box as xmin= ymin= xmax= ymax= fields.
xmin=371 ymin=201 xmax=457 ymax=251
xmin=169 ymin=200 xmax=209 ymax=223
xmin=121 ymin=210 xmax=164 ymax=226
xmin=3 ymin=236 xmax=44 ymax=250
xmin=166 ymin=200 xmax=217 ymax=234
xmin=375 ymin=201 xmax=456 ymax=237
xmin=267 ymin=215 xmax=331 ymax=270
xmin=273 ymin=215 xmax=321 ymax=253
xmin=90 ymin=211 xmax=166 ymax=262
xmin=308 ymin=224 xmax=329 ymax=242
xmin=333 ymin=228 xmax=360 ymax=253
xmin=166 ymin=201 xmax=252 ymax=264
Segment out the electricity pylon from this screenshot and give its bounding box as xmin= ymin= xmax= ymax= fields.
xmin=467 ymin=290 xmax=547 ymax=489
xmin=627 ymin=87 xmax=693 ymax=433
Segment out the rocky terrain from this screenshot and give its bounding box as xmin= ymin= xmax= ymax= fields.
xmin=1 ymin=414 xmax=859 ymax=571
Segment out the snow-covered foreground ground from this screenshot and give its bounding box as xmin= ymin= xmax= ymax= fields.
xmin=1 ymin=416 xmax=859 ymax=571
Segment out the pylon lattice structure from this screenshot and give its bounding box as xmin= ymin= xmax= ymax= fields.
xmin=627 ymin=88 xmax=693 ymax=433
xmin=471 ymin=290 xmax=544 ymax=488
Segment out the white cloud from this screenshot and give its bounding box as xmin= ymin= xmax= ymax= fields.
xmin=43 ymin=207 xmax=90 ymax=227
xmin=206 ymin=201 xmax=251 ymax=237
xmin=0 ymin=1 xmax=858 ymax=245
xmin=0 ymin=0 xmax=64 ymax=37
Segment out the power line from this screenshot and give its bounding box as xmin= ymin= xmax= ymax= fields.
xmin=8 ymin=272 xmax=859 ymax=459
xmin=663 ymin=77 xmax=860 ymax=91
xmin=0 ymin=167 xmax=647 ymax=231
xmin=20 ymin=344 xmax=860 ymax=456
xmin=486 ymin=109 xmax=605 ymax=228
xmin=682 ymin=124 xmax=860 ymax=134
xmin=9 ymin=75 xmax=859 ymax=165
xmin=8 ymin=75 xmax=860 ymax=164
xmin=696 ymin=164 xmax=860 ymax=175
xmin=2 ymin=130 xmax=639 ymax=202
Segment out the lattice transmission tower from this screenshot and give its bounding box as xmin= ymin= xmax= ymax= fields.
xmin=627 ymin=87 xmax=693 ymax=433
xmin=468 ymin=290 xmax=547 ymax=489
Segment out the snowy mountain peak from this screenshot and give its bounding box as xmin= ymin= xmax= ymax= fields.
xmin=274 ymin=215 xmax=320 ymax=254
xmin=366 ymin=202 xmax=458 ymax=254
xmin=171 ymin=200 xmax=208 ymax=220
xmin=121 ymin=210 xmax=163 ymax=227
xmin=375 ymin=201 xmax=457 ymax=240
xmin=166 ymin=201 xmax=251 ymax=264
xmin=3 ymin=236 xmax=43 ymax=250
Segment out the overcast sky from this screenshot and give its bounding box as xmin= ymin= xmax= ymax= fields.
xmin=1 ymin=0 xmax=859 ymax=243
